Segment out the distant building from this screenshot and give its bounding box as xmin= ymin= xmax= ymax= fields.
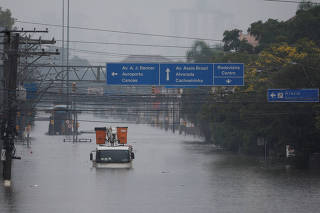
xmin=239 ymin=32 xmax=259 ymax=47
xmin=169 ymin=1 xmax=231 ymax=47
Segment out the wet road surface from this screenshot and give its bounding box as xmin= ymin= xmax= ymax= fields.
xmin=1 ymin=113 xmax=320 ymax=213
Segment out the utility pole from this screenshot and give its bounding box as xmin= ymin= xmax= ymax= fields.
xmin=66 ymin=0 xmax=70 ymax=121
xmin=2 ymin=32 xmax=19 ymax=187
xmin=1 ymin=28 xmax=58 ymax=186
xmin=62 ymin=0 xmax=65 ymax=101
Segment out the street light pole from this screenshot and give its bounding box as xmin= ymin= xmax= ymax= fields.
xmin=62 ymin=0 xmax=65 ymax=77
xmin=66 ymin=0 xmax=70 ymax=122
xmin=61 ymin=0 xmax=65 ymax=101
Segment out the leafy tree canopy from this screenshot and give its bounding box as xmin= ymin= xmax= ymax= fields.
xmin=246 ymin=5 xmax=320 ymax=51
xmin=222 ymin=29 xmax=241 ymax=52
xmin=183 ymin=6 xmax=320 ymax=163
xmin=298 ymin=1 xmax=317 ymax=11
xmin=186 ymin=41 xmax=214 ymax=63
xmin=0 ymin=7 xmax=14 ymax=29
xmin=248 ymin=19 xmax=287 ymax=51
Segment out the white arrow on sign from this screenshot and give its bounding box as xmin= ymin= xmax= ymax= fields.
xmin=165 ymin=68 xmax=170 ymax=81
xmin=270 ymin=93 xmax=276 ymax=98
xmin=112 ymin=72 xmax=118 ymax=77
xmin=226 ymin=79 xmax=232 ymax=84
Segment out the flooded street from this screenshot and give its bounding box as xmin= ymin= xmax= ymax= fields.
xmin=1 ymin=113 xmax=320 ymax=213
xmin=2 ymin=0 xmax=320 ymax=212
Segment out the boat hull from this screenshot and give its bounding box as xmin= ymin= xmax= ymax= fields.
xmin=93 ymin=161 xmax=133 ymax=169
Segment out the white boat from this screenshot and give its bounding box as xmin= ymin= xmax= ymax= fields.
xmin=90 ymin=126 xmax=135 ymax=168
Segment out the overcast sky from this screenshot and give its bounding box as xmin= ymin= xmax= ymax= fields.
xmin=1 ymin=0 xmax=317 ymax=63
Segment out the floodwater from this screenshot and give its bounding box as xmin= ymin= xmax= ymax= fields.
xmin=1 ymin=113 xmax=320 ymax=213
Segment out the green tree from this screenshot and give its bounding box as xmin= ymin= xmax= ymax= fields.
xmin=289 ymin=6 xmax=320 ymax=45
xmin=222 ymin=29 xmax=241 ymax=52
xmin=248 ymin=19 xmax=287 ymax=51
xmin=239 ymin=39 xmax=254 ymax=53
xmin=239 ymin=40 xmax=320 ymax=165
xmin=183 ymin=5 xmax=320 ymax=168
xmin=186 ymin=41 xmax=214 ymax=63
xmin=298 ymin=1 xmax=316 ymax=11
xmin=0 ymin=7 xmax=14 ymax=29
xmin=223 ymin=29 xmax=255 ymax=53
xmin=246 ymin=5 xmax=320 ymax=50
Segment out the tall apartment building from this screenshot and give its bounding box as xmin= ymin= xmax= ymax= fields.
xmin=169 ymin=1 xmax=232 ymax=51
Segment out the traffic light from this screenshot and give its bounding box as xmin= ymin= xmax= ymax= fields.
xmin=72 ymin=82 xmax=76 ymax=92
xmin=152 ymin=86 xmax=155 ymax=94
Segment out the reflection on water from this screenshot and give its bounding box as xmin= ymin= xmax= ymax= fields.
xmin=1 ymin=187 xmax=16 ymax=213
xmin=184 ymin=141 xmax=320 ymax=213
xmin=1 ymin=113 xmax=320 ymax=213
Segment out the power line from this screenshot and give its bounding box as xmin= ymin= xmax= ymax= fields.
xmin=67 ymin=47 xmax=187 ymax=58
xmin=264 ymin=0 xmax=320 ymax=4
xmin=41 ymin=44 xmax=188 ymax=59
xmin=54 ymin=39 xmax=199 ymax=49
xmin=15 ymin=20 xmax=222 ymax=42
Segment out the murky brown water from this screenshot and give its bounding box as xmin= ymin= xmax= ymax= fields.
xmin=1 ymin=113 xmax=320 ymax=213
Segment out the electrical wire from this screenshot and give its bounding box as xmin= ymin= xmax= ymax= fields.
xmin=67 ymin=47 xmax=187 ymax=59
xmin=54 ymin=39 xmax=199 ymax=49
xmin=264 ymin=0 xmax=320 ymax=4
xmin=38 ymin=44 xmax=189 ymax=60
xmin=15 ymin=20 xmax=222 ymax=42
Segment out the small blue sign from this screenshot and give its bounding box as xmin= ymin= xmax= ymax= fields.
xmin=160 ymin=64 xmax=213 ymax=86
xmin=24 ymin=83 xmax=38 ymax=100
xmin=106 ymin=63 xmax=159 ymax=85
xmin=213 ymin=63 xmax=244 ymax=86
xmin=268 ymin=89 xmax=319 ymax=102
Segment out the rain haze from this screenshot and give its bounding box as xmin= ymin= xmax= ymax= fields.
xmin=1 ymin=0 xmax=300 ymax=63
xmin=2 ymin=1 xmax=320 ymax=213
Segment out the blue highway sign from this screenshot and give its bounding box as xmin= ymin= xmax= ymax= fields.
xmin=106 ymin=63 xmax=159 ymax=85
xmin=268 ymin=89 xmax=319 ymax=102
xmin=213 ymin=63 xmax=244 ymax=86
xmin=106 ymin=63 xmax=245 ymax=86
xmin=160 ymin=64 xmax=213 ymax=86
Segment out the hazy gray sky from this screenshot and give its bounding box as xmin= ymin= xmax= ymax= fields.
xmin=1 ymin=0 xmax=315 ymax=63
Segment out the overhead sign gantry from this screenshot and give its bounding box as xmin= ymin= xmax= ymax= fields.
xmin=106 ymin=63 xmax=244 ymax=86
